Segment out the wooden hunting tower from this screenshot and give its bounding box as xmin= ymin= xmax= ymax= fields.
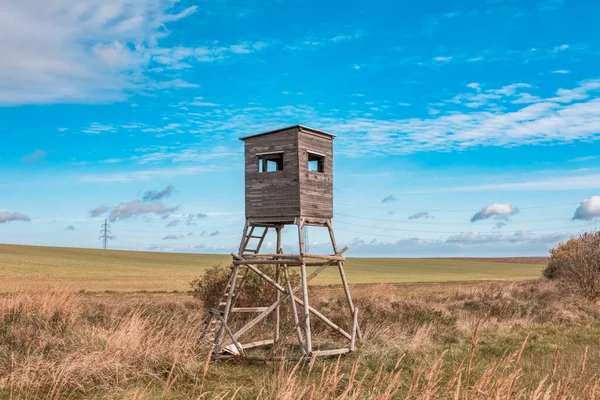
xmin=242 ymin=125 xmax=333 ymax=224
xmin=203 ymin=125 xmax=360 ymax=361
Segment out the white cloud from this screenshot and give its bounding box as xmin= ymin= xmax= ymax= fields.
xmin=573 ymin=196 xmax=600 ymax=220
xmin=553 ymin=44 xmax=570 ymax=52
xmin=433 ymin=56 xmax=452 ymax=62
xmin=0 ymin=0 xmax=200 ymax=105
xmin=471 ymin=203 xmax=519 ymax=222
xmin=551 ymin=69 xmax=570 ymax=74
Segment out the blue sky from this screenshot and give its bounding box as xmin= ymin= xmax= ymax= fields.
xmin=2 ymin=0 xmax=600 ymax=256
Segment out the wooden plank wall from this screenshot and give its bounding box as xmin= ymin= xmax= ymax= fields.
xmin=298 ymin=129 xmax=334 ymax=219
xmin=244 ymin=127 xmax=301 ymax=219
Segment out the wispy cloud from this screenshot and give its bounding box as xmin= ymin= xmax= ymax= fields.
xmin=0 ymin=211 xmax=31 ymax=223
xmin=408 ymin=211 xmax=431 ymax=220
xmin=324 ymin=79 xmax=600 ymax=156
xmin=403 ymin=172 xmax=600 ymax=193
xmin=89 ymin=205 xmax=109 ymax=218
xmin=78 ymin=166 xmax=216 ymax=183
xmin=108 ymin=201 xmax=178 ymax=222
xmin=432 ymin=56 xmax=452 ymax=62
xmin=286 ymin=32 xmax=361 ymax=50
xmin=21 ymin=149 xmax=46 ymax=164
xmin=150 ymin=41 xmax=269 ymax=67
xmin=163 ymin=234 xmax=185 ymax=240
xmin=142 ymin=185 xmax=174 ymax=201
xmin=381 ymin=195 xmax=398 ymax=204
xmin=82 ymin=122 xmax=116 ymax=135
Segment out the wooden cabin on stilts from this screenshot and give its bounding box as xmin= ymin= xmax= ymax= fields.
xmin=202 ymin=125 xmax=360 ymax=361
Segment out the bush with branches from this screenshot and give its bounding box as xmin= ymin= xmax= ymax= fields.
xmin=189 ymin=264 xmax=301 ymax=310
xmin=543 ymin=231 xmax=600 ymax=300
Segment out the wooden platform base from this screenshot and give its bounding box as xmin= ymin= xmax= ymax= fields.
xmin=203 ymin=218 xmax=361 ymax=362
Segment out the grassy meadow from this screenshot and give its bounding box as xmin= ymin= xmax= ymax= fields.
xmin=0 ymin=244 xmax=545 ymax=292
xmin=5 ymin=244 xmax=600 ymax=399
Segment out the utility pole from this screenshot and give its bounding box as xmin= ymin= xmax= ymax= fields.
xmin=99 ymin=219 xmax=113 ymax=250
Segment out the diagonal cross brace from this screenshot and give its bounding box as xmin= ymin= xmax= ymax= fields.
xmin=224 ymin=253 xmax=352 ymax=346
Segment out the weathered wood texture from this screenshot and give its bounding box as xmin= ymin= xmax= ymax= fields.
xmin=244 ymin=127 xmax=300 ymax=220
xmin=242 ymin=126 xmax=334 ymax=222
xmin=298 ymin=128 xmax=334 ymax=219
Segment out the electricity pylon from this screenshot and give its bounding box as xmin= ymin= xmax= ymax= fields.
xmin=99 ymin=219 xmax=113 ymax=250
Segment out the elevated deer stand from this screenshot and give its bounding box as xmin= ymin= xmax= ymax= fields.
xmin=202 ymin=125 xmax=360 ymax=361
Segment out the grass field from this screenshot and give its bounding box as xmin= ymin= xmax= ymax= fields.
xmin=3 ymin=243 xmax=600 ymax=399
xmin=0 ymin=244 xmax=546 ymax=292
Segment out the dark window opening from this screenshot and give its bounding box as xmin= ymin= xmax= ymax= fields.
xmin=308 ymin=152 xmax=325 ymax=172
xmin=258 ymin=153 xmax=283 ymax=173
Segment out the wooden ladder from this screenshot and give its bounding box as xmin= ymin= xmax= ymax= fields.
xmin=200 ymin=225 xmax=270 ymax=343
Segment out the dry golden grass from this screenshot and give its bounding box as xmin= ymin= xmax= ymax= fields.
xmin=2 ymin=279 xmax=600 ymax=399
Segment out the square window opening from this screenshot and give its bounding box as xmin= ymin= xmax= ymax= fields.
xmin=258 ymin=153 xmax=284 ymax=173
xmin=308 ymin=152 xmax=325 ymax=173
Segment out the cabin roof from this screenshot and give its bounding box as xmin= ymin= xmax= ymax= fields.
xmin=238 ymin=125 xmax=336 ymax=141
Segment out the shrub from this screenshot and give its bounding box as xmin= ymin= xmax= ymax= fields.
xmin=189 ymin=264 xmax=301 ymax=310
xmin=543 ymin=231 xmax=600 ymax=300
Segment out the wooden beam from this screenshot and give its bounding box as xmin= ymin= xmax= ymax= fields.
xmin=351 ymin=308 xmax=358 ymax=352
xmin=297 ymin=219 xmax=312 ymax=354
xmin=241 ymin=339 xmax=275 ymax=349
xmin=231 ymin=307 xmax=268 ymax=313
xmin=241 ymin=252 xmax=347 ymax=260
xmin=217 ymin=315 xmax=244 ymax=356
xmin=311 ymin=348 xmax=351 ymax=357
xmin=284 ymin=265 xmax=305 ymax=354
xmin=275 ymin=227 xmax=282 ymax=345
xmin=233 ymin=259 xmax=303 ymax=265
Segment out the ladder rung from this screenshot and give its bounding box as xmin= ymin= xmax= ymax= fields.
xmin=249 ymin=235 xmax=263 ymax=239
xmin=244 ymin=249 xmax=258 ymax=253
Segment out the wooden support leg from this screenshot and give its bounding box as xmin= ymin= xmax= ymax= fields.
xmin=274 ymin=227 xmax=282 ymax=345
xmin=326 ymin=220 xmax=362 ymax=340
xmin=284 ymin=266 xmax=306 ymax=354
xmin=297 ymin=219 xmax=312 ymax=354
